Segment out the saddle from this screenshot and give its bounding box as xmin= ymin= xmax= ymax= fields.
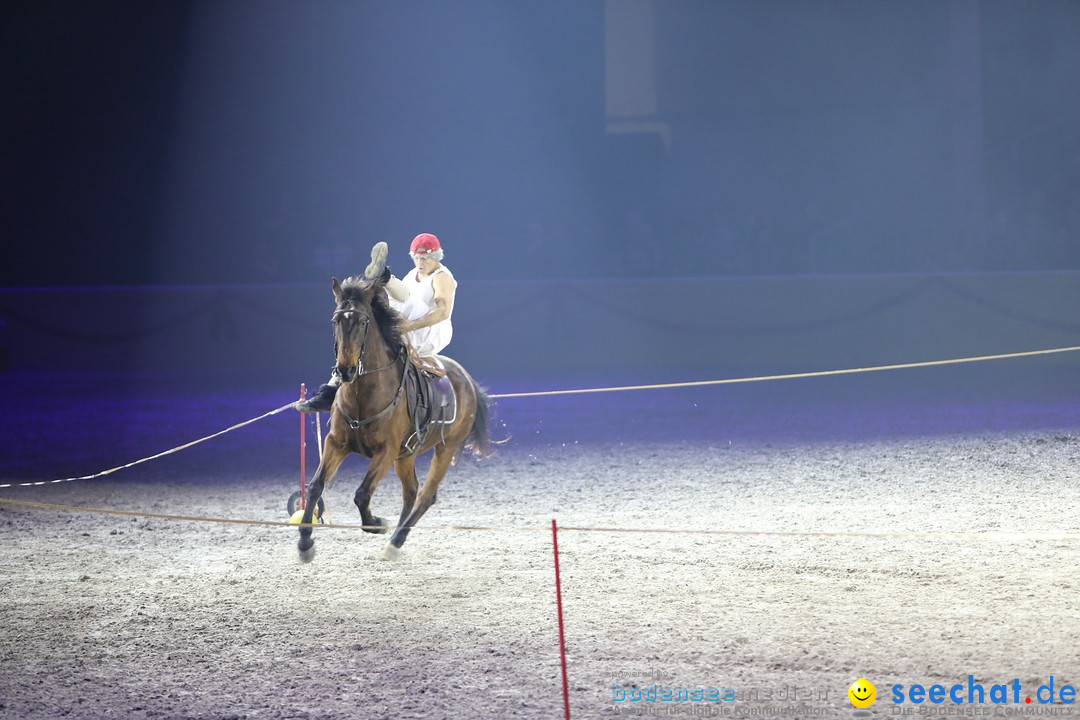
xmin=400 ymin=352 xmax=457 ymax=458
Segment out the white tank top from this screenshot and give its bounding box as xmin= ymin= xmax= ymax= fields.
xmin=398 ymin=266 xmax=456 ymax=356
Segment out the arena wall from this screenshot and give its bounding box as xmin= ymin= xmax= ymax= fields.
xmin=1 ymin=272 xmax=1077 ymax=384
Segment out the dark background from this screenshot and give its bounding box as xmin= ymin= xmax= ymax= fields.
xmin=2 ymin=0 xmax=1079 ymax=287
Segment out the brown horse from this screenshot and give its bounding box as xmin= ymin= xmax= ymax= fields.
xmin=296 ymin=275 xmax=495 ymax=563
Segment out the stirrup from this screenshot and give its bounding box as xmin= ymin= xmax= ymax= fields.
xmin=296 ymin=384 xmax=338 ymax=413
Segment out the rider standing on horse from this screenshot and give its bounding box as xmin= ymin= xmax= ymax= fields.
xmin=297 ymin=233 xmax=457 ymax=413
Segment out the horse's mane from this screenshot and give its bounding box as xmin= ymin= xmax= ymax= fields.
xmin=339 ymin=276 xmax=405 ymax=352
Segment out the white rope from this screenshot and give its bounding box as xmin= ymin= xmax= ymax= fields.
xmin=0 ymin=401 xmax=298 ymax=489
xmin=3 ymin=344 xmax=1077 ymax=490
xmin=488 ymin=345 xmax=1080 ymax=399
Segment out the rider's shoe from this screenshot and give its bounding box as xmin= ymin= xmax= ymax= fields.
xmin=296 ymin=383 xmax=338 ymax=413
xmin=364 ymin=242 xmax=390 ymax=283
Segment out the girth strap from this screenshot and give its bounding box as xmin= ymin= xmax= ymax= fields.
xmin=400 ymin=362 xmax=457 ymax=458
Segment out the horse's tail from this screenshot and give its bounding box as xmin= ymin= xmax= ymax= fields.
xmin=464 ymin=379 xmax=506 ymax=458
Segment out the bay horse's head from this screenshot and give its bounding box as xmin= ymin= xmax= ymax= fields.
xmin=331 ymin=276 xmax=404 ymax=383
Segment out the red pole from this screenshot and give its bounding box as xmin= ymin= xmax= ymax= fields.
xmin=299 ymin=383 xmax=307 ymax=510
xmin=552 ymin=518 xmax=571 ymax=720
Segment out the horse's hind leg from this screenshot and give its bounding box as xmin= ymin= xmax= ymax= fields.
xmin=297 ymin=446 xmax=347 ymax=564
xmin=381 ymin=448 xmax=451 ymax=560
xmin=392 ymin=456 xmax=419 ymax=529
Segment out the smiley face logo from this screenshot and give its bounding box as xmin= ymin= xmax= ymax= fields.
xmin=848 ymin=678 xmax=876 ymax=708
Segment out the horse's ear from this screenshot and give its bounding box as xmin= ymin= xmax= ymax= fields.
xmin=332 ymin=277 xmax=342 ymax=301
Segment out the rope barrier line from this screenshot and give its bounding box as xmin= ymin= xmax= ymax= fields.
xmin=1 ymin=343 xmax=1076 ymax=491
xmin=0 ymin=401 xmax=298 ymax=490
xmin=1 ymin=497 xmax=1078 ymax=541
xmin=487 ymin=344 xmax=1080 ymax=399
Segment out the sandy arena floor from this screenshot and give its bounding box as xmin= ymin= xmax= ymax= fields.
xmin=1 ymin=363 xmax=1079 ymax=719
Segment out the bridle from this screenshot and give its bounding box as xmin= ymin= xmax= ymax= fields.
xmin=331 ymin=305 xmax=407 ymax=432
xmin=332 ymin=307 xmax=400 ymax=380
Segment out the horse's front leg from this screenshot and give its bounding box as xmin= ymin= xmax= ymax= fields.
xmin=297 ymin=444 xmax=347 ymax=564
xmin=353 ymin=450 xmax=395 ymax=534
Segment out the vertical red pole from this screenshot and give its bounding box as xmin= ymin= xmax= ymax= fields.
xmin=552 ymin=519 xmax=571 ymax=720
xmin=299 ymin=383 xmax=307 ymax=510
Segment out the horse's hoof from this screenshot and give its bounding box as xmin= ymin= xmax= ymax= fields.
xmin=364 ymin=516 xmax=388 ymax=535
xmin=380 ymin=543 xmax=400 ymax=561
xmin=298 ymin=539 xmax=316 ymax=564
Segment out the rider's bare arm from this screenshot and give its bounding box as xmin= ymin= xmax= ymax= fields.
xmin=400 ymin=272 xmax=455 ymax=333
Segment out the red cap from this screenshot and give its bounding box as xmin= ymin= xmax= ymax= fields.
xmin=410 ymin=233 xmax=441 ymax=255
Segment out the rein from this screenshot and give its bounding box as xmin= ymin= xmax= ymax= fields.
xmin=334 ymin=348 xmax=408 ymax=432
